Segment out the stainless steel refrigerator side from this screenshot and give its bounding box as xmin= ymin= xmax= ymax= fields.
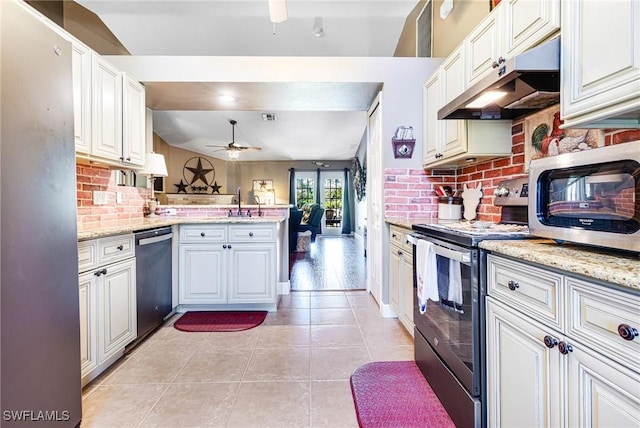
xmin=1 ymin=1 xmax=82 ymax=426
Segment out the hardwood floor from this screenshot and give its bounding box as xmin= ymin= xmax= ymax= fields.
xmin=290 ymin=235 xmax=366 ymax=291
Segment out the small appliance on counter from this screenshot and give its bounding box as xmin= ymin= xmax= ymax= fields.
xmin=528 ymin=141 xmax=640 ymax=253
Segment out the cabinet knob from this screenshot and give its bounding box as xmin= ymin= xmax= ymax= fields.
xmin=228 ymin=245 xmax=232 ymax=249
xmin=249 ymin=232 xmax=254 ymax=237
xmin=223 ymin=244 xmax=227 ymax=249
xmin=119 ymin=156 xmax=125 ymax=161
xmin=201 ymin=232 xmax=205 ymax=237
xmin=392 ymin=233 xmax=397 ymax=238
xmin=94 ymin=268 xmax=107 ymax=277
xmin=617 ymin=324 xmax=639 ymax=341
xmin=126 ymin=157 xmax=131 ymax=161
xmin=507 ymin=280 xmax=519 ymax=291
xmin=117 ymin=245 xmax=124 ymax=251
xmin=543 ymin=335 xmax=558 ymax=349
xmin=492 ymin=57 xmax=506 ymax=68
xmin=558 ymin=341 xmax=573 ymax=355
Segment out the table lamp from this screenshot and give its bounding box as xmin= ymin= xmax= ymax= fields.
xmin=139 ymin=152 xmax=168 ymax=216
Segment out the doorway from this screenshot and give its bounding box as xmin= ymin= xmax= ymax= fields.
xmin=320 ymin=171 xmax=344 ymax=235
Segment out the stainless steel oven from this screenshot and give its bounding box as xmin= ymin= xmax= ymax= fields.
xmin=410 ymin=177 xmax=530 ymax=428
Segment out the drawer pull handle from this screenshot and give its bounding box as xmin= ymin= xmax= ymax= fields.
xmin=558 ymin=341 xmax=573 ymax=355
xmin=201 ymin=232 xmax=206 ymax=237
xmin=94 ymin=268 xmax=107 ymax=277
xmin=543 ymin=335 xmax=558 ymax=349
xmin=249 ymin=232 xmax=254 ymax=237
xmin=117 ymin=245 xmax=124 ymax=251
xmin=507 ymin=280 xmax=519 ymax=291
xmin=618 ymin=324 xmax=639 ymax=341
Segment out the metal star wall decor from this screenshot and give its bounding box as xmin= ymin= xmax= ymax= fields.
xmin=190 ymin=185 xmax=209 ymax=194
xmin=183 ymin=157 xmax=215 ymax=187
xmin=174 ymin=180 xmax=188 ymax=193
xmin=210 ymin=181 xmax=222 ymax=194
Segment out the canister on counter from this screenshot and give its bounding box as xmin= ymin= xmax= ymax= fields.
xmin=438 ymin=196 xmax=462 ymax=220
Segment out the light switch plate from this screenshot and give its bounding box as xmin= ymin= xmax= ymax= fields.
xmin=93 ymin=190 xmax=108 ymax=205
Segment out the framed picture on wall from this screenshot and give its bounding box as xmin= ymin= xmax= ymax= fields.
xmin=252 ymin=179 xmax=274 ymax=191
xmin=153 ymin=176 xmax=165 ymax=193
xmin=523 ymin=105 xmax=604 ymax=171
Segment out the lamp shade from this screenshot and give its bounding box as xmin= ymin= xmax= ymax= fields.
xmin=139 ymin=153 xmax=168 ymax=177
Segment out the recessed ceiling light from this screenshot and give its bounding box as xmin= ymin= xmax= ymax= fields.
xmin=219 ymin=95 xmax=235 ymax=102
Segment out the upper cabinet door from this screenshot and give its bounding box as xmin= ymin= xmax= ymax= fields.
xmin=72 ymin=41 xmax=92 ymax=154
xmin=121 ymin=74 xmax=146 ymax=167
xmin=466 ymin=10 xmax=502 ymax=87
xmin=422 ymin=73 xmax=441 ymax=166
xmin=561 ymin=0 xmax=640 ymax=128
xmin=501 ymin=0 xmax=560 ymax=58
xmin=91 ymin=54 xmax=122 ymax=162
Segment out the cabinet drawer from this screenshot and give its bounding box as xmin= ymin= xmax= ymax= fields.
xmin=389 ymin=226 xmax=404 ymax=247
xmin=567 ymin=278 xmax=640 ymax=372
xmin=180 ymin=225 xmax=227 ymax=243
xmin=487 ymin=254 xmax=564 ymax=331
xmin=401 ymin=231 xmax=414 ymax=254
xmin=97 ymin=234 xmax=134 ymax=265
xmin=78 ymin=240 xmax=98 ymax=273
xmin=229 ymin=224 xmax=276 ymax=242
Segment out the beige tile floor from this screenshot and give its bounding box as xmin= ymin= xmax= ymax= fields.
xmin=81 ymin=290 xmax=414 ymax=427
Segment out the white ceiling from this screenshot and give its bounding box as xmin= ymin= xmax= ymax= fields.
xmin=76 ymin=0 xmax=419 ymax=161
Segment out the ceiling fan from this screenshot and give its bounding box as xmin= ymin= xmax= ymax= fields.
xmin=206 ymin=119 xmax=262 ymax=159
xmin=311 ymin=161 xmax=330 ymax=168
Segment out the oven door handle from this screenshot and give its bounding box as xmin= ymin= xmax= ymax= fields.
xmin=407 ymin=234 xmax=471 ymax=263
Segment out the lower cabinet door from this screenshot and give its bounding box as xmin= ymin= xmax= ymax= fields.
xmin=227 ymin=243 xmax=276 ymax=304
xmin=79 ymin=271 xmax=98 ymax=377
xmin=100 ymin=258 xmax=137 ymax=362
xmin=179 ymin=244 xmax=227 ymax=304
xmin=567 ymin=342 xmax=640 ymax=427
xmin=486 ymin=299 xmax=563 ymax=428
xmin=388 ymin=246 xmax=402 ymax=315
xmin=400 ymin=253 xmax=414 ymax=335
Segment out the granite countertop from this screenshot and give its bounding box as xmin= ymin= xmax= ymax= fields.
xmin=479 ymin=239 xmax=640 ymax=290
xmin=385 ymin=218 xmax=436 ymax=230
xmin=78 ymin=216 xmax=286 ymax=241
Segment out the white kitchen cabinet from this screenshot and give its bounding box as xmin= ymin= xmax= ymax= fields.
xmin=422 ymin=65 xmax=512 ymax=168
xmin=78 ymin=234 xmax=137 ymax=387
xmin=91 ymin=53 xmax=123 ymax=162
xmin=388 ymin=225 xmax=414 ymax=335
xmin=486 ymin=254 xmax=640 ymax=428
xmin=560 ymin=0 xmax=640 ymax=128
xmin=466 ymin=0 xmax=560 ymax=88
xmin=71 ymin=39 xmax=92 ymax=154
xmin=178 ymin=224 xmax=277 ymax=310
xmin=122 ymin=74 xmax=146 ymax=166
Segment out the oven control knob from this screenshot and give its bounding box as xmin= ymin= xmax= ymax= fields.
xmin=494 ymin=187 xmax=510 ymax=197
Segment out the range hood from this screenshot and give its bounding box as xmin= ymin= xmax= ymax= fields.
xmin=439 ymin=38 xmax=560 ymax=120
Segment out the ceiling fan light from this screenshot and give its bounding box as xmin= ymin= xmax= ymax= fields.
xmin=312 ymin=17 xmax=325 ymax=37
xmin=268 ymin=0 xmax=287 ymax=23
xmin=228 ymin=150 xmax=240 ymax=159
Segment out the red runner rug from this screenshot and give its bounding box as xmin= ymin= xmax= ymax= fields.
xmin=173 ymin=311 xmax=267 ymax=332
xmin=350 ymin=361 xmax=455 ymax=428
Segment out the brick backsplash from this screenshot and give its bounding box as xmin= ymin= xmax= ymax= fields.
xmin=384 ymin=123 xmax=638 ymax=223
xmin=76 ymin=164 xmax=150 ymax=231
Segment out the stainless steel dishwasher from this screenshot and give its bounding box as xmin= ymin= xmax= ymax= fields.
xmin=134 ymin=226 xmax=173 ymax=343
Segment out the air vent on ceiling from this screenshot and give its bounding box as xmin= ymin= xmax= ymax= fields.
xmin=262 ymin=113 xmax=277 ymax=121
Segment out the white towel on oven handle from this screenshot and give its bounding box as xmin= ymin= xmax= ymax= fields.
xmin=447 ymin=259 xmax=463 ymax=309
xmin=416 ymin=240 xmax=439 ymax=314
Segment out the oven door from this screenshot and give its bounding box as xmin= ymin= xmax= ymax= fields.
xmin=408 ymin=233 xmax=482 ymax=397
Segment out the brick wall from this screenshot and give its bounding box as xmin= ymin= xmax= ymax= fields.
xmin=384 ymin=123 xmax=639 ymax=223
xmin=76 ymin=163 xmax=150 ymax=231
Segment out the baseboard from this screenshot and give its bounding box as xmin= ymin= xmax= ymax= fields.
xmin=380 ymin=303 xmax=399 ymax=319
xmin=278 ymin=280 xmax=291 ymax=295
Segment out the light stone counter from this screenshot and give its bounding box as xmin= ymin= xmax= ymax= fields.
xmin=479 ymin=239 xmax=640 ymax=290
xmin=78 ymin=216 xmax=286 ymax=241
xmin=385 ymin=217 xmax=436 ymax=230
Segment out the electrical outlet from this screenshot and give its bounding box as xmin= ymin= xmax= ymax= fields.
xmin=165 ymin=208 xmax=177 ymax=216
xmin=116 ymin=192 xmax=123 ymax=204
xmin=93 ymin=191 xmax=108 ymax=205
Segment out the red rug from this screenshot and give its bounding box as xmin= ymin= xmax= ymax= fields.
xmin=173 ymin=311 xmax=267 ymax=332
xmin=350 ymin=361 xmax=455 ymax=428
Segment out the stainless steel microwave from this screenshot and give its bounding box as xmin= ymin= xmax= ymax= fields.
xmin=528 ymin=141 xmax=640 ymax=252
